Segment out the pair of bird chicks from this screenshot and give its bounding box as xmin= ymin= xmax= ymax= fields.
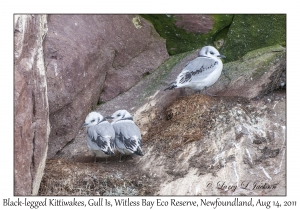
xmin=82 ymin=110 xmax=143 ymax=163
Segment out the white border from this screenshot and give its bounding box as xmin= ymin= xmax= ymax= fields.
xmin=2 ymin=1 xmax=299 ymax=209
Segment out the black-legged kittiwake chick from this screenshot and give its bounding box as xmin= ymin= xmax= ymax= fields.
xmin=164 ymin=46 xmax=226 ymax=96
xmin=106 ymin=110 xmax=143 ymax=162
xmin=82 ymin=111 xmax=115 ymax=163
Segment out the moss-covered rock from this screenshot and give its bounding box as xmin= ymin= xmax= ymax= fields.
xmin=221 ymin=14 xmax=286 ymax=62
xmin=140 ymin=14 xmax=233 ymax=55
xmin=209 ymin=44 xmax=286 ymax=98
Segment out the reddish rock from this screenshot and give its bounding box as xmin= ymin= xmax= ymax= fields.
xmin=99 ymin=15 xmax=169 ymax=102
xmin=174 ymin=14 xmax=214 ymax=34
xmin=44 ymin=15 xmax=168 ymax=158
xmin=14 ymin=15 xmax=49 ymax=195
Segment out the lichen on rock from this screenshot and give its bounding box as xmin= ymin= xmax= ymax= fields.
xmin=210 ymin=44 xmax=286 ymax=98
xmin=221 ymin=14 xmax=286 ymax=62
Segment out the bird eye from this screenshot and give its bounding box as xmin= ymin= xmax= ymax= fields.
xmin=117 ymin=114 xmax=121 ymax=117
xmin=210 ymin=51 xmax=215 ymax=55
xmin=91 ymin=119 xmax=95 ymax=122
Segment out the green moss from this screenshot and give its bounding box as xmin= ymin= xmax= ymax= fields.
xmin=242 ymin=44 xmax=285 ymax=61
xmin=214 ymin=25 xmax=230 ymax=48
xmin=140 ymin=14 xmax=233 ymax=55
xmin=239 ymin=45 xmax=285 ymax=79
xmin=223 ymin=44 xmax=286 ymax=80
xmin=221 ymin=14 xmax=286 ymax=62
xmin=97 ymin=99 xmax=105 ymax=106
xmin=251 ymin=50 xmax=285 ymax=79
xmin=141 ymin=14 xmax=286 ymax=63
xmin=211 ymin=14 xmax=234 ymax=34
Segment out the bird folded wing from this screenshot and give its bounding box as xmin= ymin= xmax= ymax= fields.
xmin=113 ymin=121 xmax=142 ymax=152
xmin=177 ymin=57 xmax=219 ymax=84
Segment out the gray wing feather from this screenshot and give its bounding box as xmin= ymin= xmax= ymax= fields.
xmin=87 ymin=122 xmax=115 ymax=152
xmin=113 ymin=121 xmax=142 ymax=152
xmin=113 ymin=121 xmax=141 ymax=139
xmin=176 ymin=57 xmax=219 ymax=84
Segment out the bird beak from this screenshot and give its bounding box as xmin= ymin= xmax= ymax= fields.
xmin=105 ymin=116 xmax=114 ymax=119
xmin=81 ymin=123 xmax=88 ymax=127
xmin=217 ymin=54 xmax=226 ymax=59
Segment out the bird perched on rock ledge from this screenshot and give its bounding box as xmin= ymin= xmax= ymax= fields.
xmin=106 ymin=110 xmax=144 ymax=162
xmin=164 ymin=46 xmax=226 ymax=96
xmin=82 ymin=112 xmax=115 ymax=163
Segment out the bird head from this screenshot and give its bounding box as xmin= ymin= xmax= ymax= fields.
xmin=82 ymin=112 xmax=104 ymax=127
xmin=199 ymin=46 xmax=226 ymax=59
xmin=106 ymin=110 xmax=133 ymax=122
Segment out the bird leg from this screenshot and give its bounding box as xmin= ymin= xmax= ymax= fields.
xmin=179 ymin=88 xmax=187 ymax=96
xmin=129 ymin=154 xmax=134 ymax=160
xmin=93 ymin=152 xmax=97 ymax=163
xmin=119 ymin=153 xmax=123 ymax=162
xmin=204 ymin=87 xmax=217 ymax=97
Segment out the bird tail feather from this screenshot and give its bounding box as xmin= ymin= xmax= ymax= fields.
xmin=164 ymin=82 xmax=177 ymax=91
xmin=104 ymin=148 xmax=115 ymax=156
xmin=134 ymin=147 xmax=144 ymax=156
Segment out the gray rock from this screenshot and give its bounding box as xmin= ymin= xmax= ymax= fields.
xmin=209 ymin=44 xmax=286 ymax=98
xmin=14 ymin=15 xmax=50 ymax=195
xmin=148 ymin=93 xmax=286 ymax=195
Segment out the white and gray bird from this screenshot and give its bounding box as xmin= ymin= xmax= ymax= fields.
xmin=82 ymin=111 xmax=115 ymax=163
xmin=106 ymin=110 xmax=143 ymax=162
xmin=164 ymin=46 xmax=226 ymax=96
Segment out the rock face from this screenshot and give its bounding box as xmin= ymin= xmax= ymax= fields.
xmin=221 ymin=14 xmax=286 ymax=62
xmin=43 ymin=45 xmax=286 ymax=195
xmin=173 ymin=14 xmax=214 ymax=34
xmin=142 ymin=14 xmax=286 ymax=63
xmin=44 ymin=15 xmax=169 ymax=158
xmin=145 ymin=93 xmax=286 ymax=195
xmin=209 ymin=45 xmax=286 ymax=98
xmin=14 ymin=15 xmax=50 ymax=195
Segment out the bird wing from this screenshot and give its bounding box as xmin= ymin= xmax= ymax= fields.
xmin=87 ymin=121 xmax=115 ymax=153
xmin=112 ymin=120 xmax=142 ymax=152
xmin=176 ymin=57 xmax=219 ymax=85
